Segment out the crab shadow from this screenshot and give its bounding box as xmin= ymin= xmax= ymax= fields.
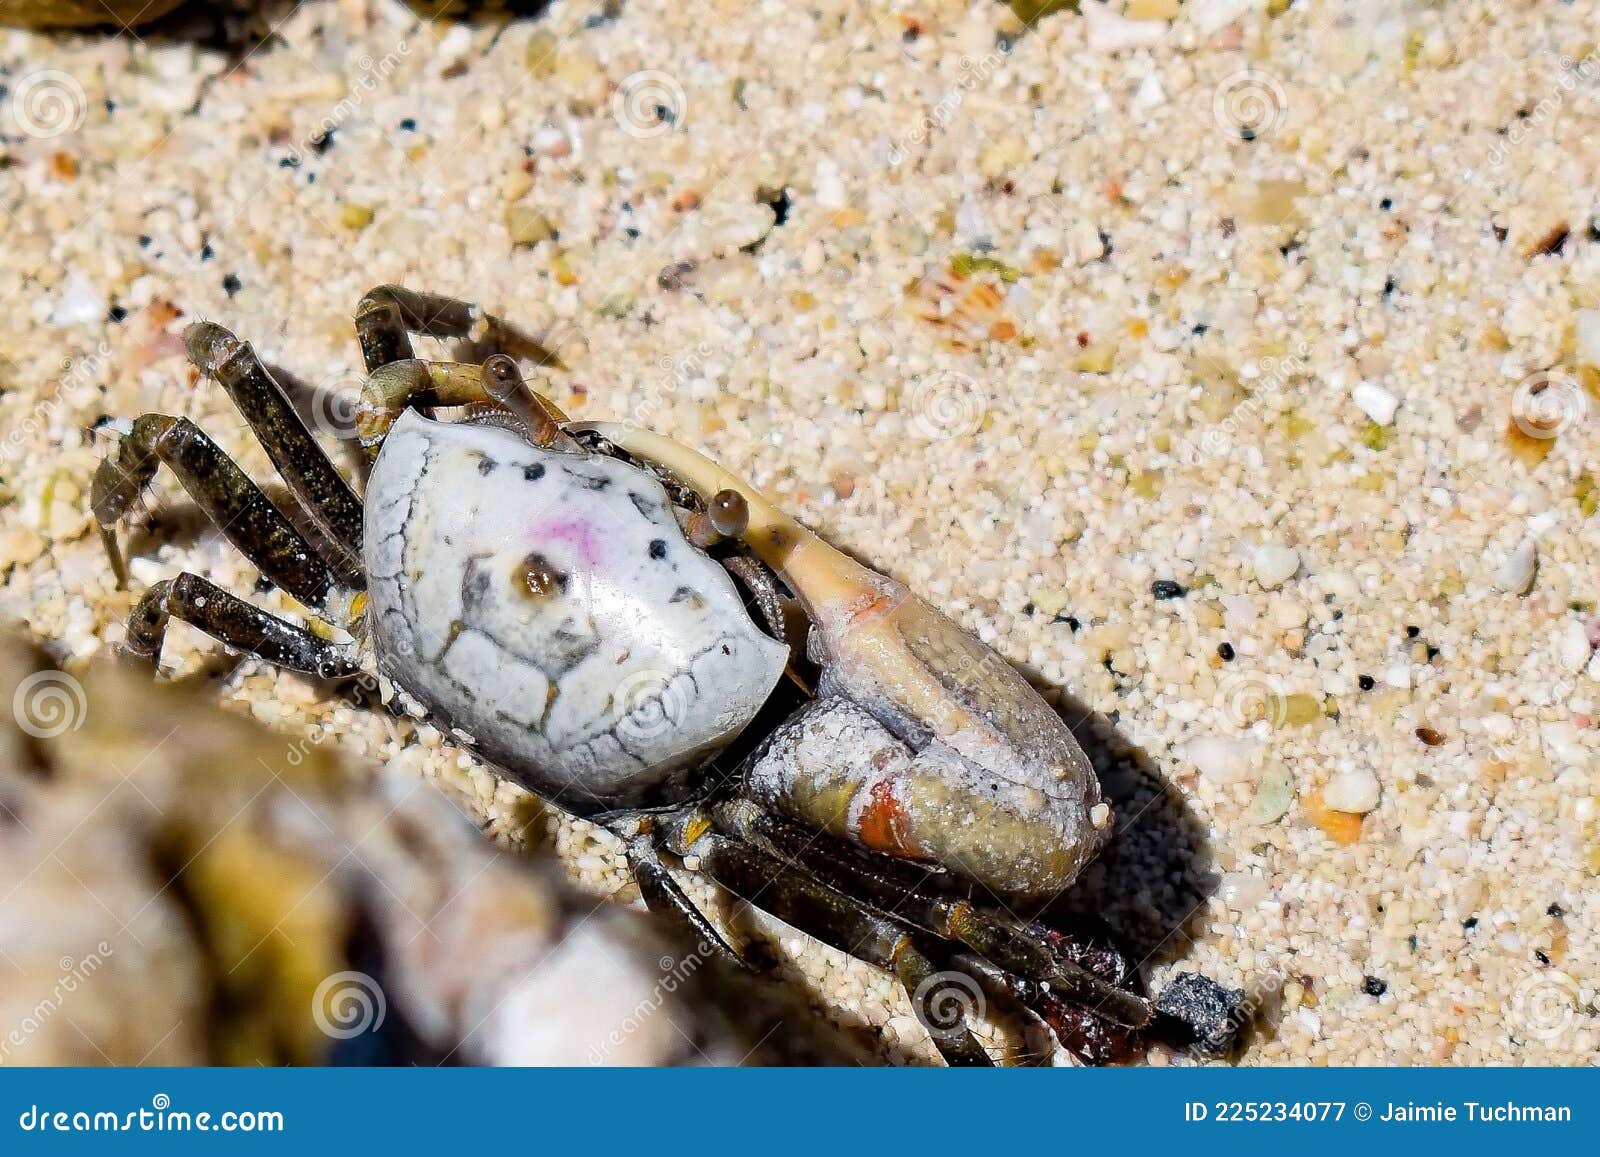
xmin=1027 ymin=672 xmax=1218 ymax=973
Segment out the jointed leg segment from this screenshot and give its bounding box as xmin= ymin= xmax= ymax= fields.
xmin=125 ymin=573 xmax=358 ymax=677
xmin=91 ymin=414 xmax=343 ymax=609
xmin=184 ymin=322 xmax=364 ymax=578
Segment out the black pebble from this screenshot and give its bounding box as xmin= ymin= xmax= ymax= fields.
xmin=1362 ymin=976 xmax=1388 ymax=997
xmin=399 ymin=117 xmax=417 ymax=132
xmin=1217 ymin=642 xmax=1235 ymax=661
xmin=1463 ymin=916 xmax=1479 ymax=929
xmin=1151 ymin=579 xmax=1186 ymax=600
xmin=222 ymin=273 xmax=242 ymax=297
xmin=1547 ymin=902 xmax=1564 ymax=917
xmin=107 ymin=305 xmax=128 ymax=323
xmin=1358 ymin=674 xmax=1376 ymax=691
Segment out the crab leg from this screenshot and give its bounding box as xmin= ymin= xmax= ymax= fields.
xmin=355 ymin=358 xmax=577 ymax=455
xmin=185 ymin=322 xmax=365 ymax=573
xmin=91 ymin=414 xmax=344 ymax=608
xmin=354 ymin=285 xmax=559 ymax=374
xmin=713 ymin=799 xmax=1154 ymax=1029
xmin=624 ymin=834 xmax=747 ymax=967
xmin=685 ymin=830 xmax=993 ymax=1066
xmin=124 ymin=573 xmax=359 ymax=677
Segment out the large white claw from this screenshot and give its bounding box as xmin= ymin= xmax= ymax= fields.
xmin=579 ymin=422 xmax=1110 ymax=900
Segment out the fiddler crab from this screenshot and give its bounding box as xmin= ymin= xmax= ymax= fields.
xmin=92 ymin=286 xmax=1243 ymax=1066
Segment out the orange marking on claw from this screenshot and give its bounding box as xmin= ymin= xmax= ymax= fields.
xmin=846 ymin=591 xmax=895 ymax=626
xmin=857 ymin=779 xmax=919 ymax=858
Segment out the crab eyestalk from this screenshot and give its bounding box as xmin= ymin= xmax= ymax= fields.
xmin=481 ymin=354 xmax=578 ymax=451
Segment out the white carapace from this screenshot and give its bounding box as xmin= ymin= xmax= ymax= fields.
xmin=363 ymin=411 xmax=789 ymax=814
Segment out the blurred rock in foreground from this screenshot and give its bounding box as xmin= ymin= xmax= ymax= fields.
xmin=0 ymin=634 xmax=745 ymax=1065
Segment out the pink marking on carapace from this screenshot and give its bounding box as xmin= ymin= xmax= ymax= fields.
xmin=531 ymin=514 xmax=605 ymax=568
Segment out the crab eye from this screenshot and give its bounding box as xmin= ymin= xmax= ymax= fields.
xmin=516 ymin=551 xmax=569 ymax=601
xmin=708 ymin=489 xmax=748 ymax=537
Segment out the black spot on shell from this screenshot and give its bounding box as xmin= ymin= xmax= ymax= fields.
xmin=648 ymin=539 xmax=667 ymax=560
xmin=524 ymin=463 xmax=545 ymax=482
xmin=477 ymin=456 xmax=497 ymax=476
xmin=579 ymin=474 xmax=612 ymax=492
xmin=628 ymin=491 xmax=656 ymax=518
